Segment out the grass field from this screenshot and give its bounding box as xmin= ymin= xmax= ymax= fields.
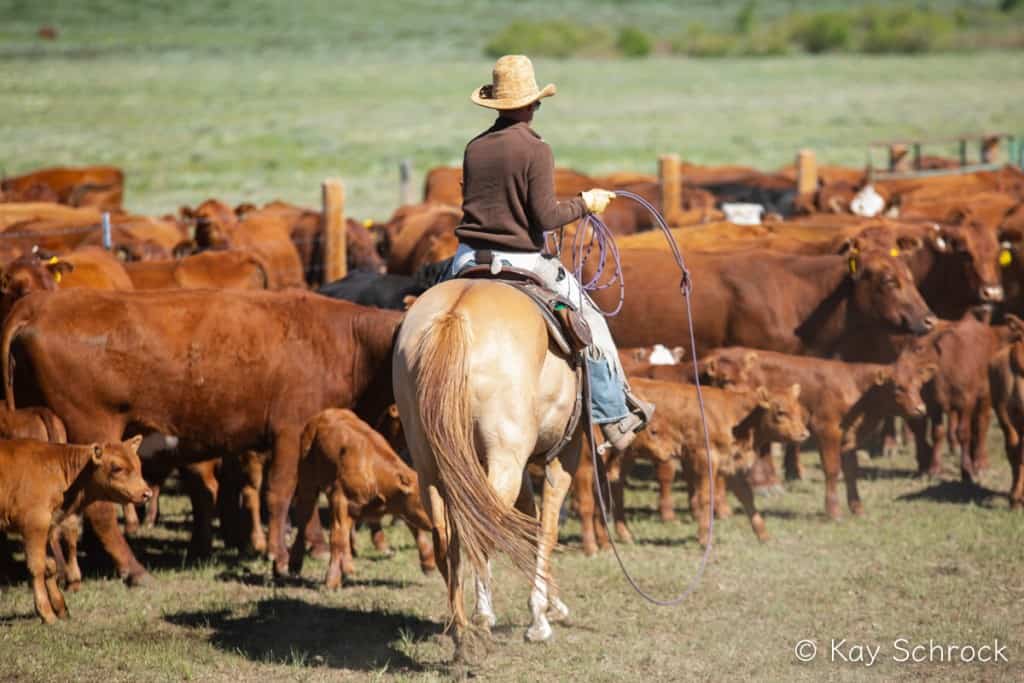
xmin=1 ymin=442 xmax=1023 ymax=682
xmin=3 ymin=2 xmax=1024 ymax=680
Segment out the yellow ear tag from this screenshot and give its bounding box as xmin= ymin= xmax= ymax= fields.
xmin=1000 ymin=249 xmax=1013 ymax=267
xmin=48 ymin=256 xmax=59 ymax=265
xmin=889 ymin=247 xmax=900 ymax=257
xmin=54 ymin=272 xmax=62 ymax=284
xmin=362 ymin=218 xmax=374 ymax=228
xmin=848 ymin=257 xmax=857 ymax=274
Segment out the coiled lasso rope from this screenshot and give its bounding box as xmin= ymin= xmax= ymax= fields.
xmin=553 ymin=190 xmax=716 ymax=606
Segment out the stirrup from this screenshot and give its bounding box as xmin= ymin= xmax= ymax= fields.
xmin=601 ymin=412 xmax=646 ymax=454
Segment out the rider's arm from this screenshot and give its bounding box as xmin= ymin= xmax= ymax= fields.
xmin=525 ymin=142 xmax=587 ymax=235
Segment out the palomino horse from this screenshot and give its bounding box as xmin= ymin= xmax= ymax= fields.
xmin=393 ymin=277 xmax=583 ymax=659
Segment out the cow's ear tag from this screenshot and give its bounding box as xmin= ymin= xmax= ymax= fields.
xmin=889 ymin=247 xmax=900 ymax=257
xmin=54 ymin=272 xmax=62 ymax=284
xmin=848 ymin=257 xmax=858 ymax=274
xmin=1000 ymin=249 xmax=1013 ymax=267
xmin=47 ymin=256 xmax=59 ymax=265
xmin=362 ymin=218 xmax=373 ymax=228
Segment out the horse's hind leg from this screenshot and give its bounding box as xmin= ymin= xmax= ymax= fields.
xmin=427 ymin=484 xmax=468 ymax=660
xmin=526 ymin=457 xmax=572 ymax=642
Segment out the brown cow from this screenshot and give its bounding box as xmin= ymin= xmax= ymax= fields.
xmin=988 ymin=317 xmax=1024 ymax=508
xmin=184 ymin=199 xmax=304 ymax=289
xmin=381 ymin=203 xmax=461 ymax=275
xmin=289 ymin=409 xmax=434 ymax=587
xmin=1 ymin=166 xmax=124 ymax=210
xmin=589 ymin=247 xmax=935 ymax=357
xmin=2 ymin=289 xmax=400 ymax=584
xmin=703 ymin=347 xmax=935 ymax=518
xmin=0 ymin=437 xmax=150 ymax=623
xmin=125 ymin=251 xmax=269 ymax=290
xmin=0 ymin=249 xmax=134 ymax=321
xmin=575 ymin=379 xmax=809 ymax=553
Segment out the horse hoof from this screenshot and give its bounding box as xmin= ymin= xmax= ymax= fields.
xmin=472 ymin=613 xmax=496 ymax=631
xmin=124 ymin=571 xmax=153 ymax=589
xmin=547 ymin=598 xmax=570 ymax=622
xmin=524 ymin=621 xmax=552 ymax=642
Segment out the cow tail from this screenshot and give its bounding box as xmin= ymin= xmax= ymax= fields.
xmin=412 ymin=308 xmax=539 ymax=586
xmin=40 ymin=409 xmax=67 ymax=444
xmin=1 ymin=305 xmax=32 ymax=411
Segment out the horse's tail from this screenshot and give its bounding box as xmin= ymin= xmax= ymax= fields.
xmin=412 ymin=306 xmax=538 ymax=583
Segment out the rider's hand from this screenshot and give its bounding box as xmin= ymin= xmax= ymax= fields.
xmin=581 ymin=188 xmax=616 ymax=214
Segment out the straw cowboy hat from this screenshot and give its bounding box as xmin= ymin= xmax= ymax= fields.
xmin=471 ymin=55 xmax=556 ymax=110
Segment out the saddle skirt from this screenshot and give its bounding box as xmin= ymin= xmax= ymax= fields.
xmin=457 ymin=264 xmax=592 ymax=357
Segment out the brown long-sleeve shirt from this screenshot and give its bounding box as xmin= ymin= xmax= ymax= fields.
xmin=455 ymin=117 xmax=587 ymax=252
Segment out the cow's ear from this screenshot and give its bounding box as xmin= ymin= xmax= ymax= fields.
xmin=896 ymin=235 xmax=923 ymax=252
xmin=671 ymin=346 xmax=686 ymax=363
xmin=125 ymin=434 xmax=143 ymax=452
xmin=179 ymin=206 xmax=195 ymax=220
xmin=91 ymin=444 xmax=103 ymax=465
xmin=756 ymin=385 xmax=771 ymax=408
xmin=704 ymin=359 xmax=718 ymax=378
xmin=1000 ymin=227 xmax=1024 ymax=243
xmin=875 ymin=369 xmax=891 ymax=386
xmin=790 ymin=383 xmax=801 ymax=400
xmin=930 ymin=225 xmax=951 ymax=252
xmin=836 ymin=238 xmax=860 ymax=256
xmin=387 ymin=404 xmax=400 ymax=419
xmin=397 ymin=470 xmax=416 ymax=493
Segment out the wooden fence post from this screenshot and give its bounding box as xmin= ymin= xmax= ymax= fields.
xmin=981 ymin=135 xmax=1001 ymax=164
xmin=399 ymin=159 xmax=414 ymax=206
xmin=796 ymin=149 xmax=818 ymax=198
xmin=658 ymin=154 xmax=682 ymax=226
xmin=888 ymin=144 xmax=911 ymax=173
xmin=322 ymin=178 xmax=347 ymax=283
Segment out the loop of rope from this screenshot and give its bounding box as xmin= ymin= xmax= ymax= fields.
xmin=572 ymin=191 xmax=714 ymax=606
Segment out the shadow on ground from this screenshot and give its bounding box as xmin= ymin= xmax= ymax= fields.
xmin=165 ymin=597 xmax=439 ymax=672
xmin=897 ymin=479 xmax=1004 ymax=506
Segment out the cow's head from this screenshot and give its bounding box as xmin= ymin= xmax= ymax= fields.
xmin=701 ymin=350 xmax=762 ymax=389
xmin=846 ymin=248 xmax=936 ymax=335
xmin=86 ymin=435 xmax=152 ymax=505
xmin=938 ymin=213 xmax=1006 ymax=303
xmin=754 ymin=384 xmax=811 ymax=444
xmin=183 ymin=199 xmax=235 ymax=249
xmin=0 ymin=255 xmax=71 ymax=317
xmin=881 ymin=349 xmax=937 ymax=418
xmin=346 ymin=218 xmax=387 ymax=274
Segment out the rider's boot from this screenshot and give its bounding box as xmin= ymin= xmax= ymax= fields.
xmin=601 ymin=390 xmax=655 ymax=454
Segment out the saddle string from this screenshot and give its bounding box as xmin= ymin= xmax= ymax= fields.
xmin=574 ymin=191 xmax=715 ymax=606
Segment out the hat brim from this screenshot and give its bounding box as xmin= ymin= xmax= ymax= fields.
xmin=470 ymin=83 xmax=556 ymax=110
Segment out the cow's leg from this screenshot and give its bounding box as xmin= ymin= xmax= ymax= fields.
xmin=951 ymin=409 xmax=976 ymax=483
xmin=655 ymin=457 xmax=677 ymax=521
xmin=691 ymin=449 xmax=715 ymax=546
xmin=326 ymin=487 xmax=355 ymax=588
xmin=726 ymin=472 xmax=768 ymax=541
xmin=929 ymin=413 xmax=948 ymax=476
xmin=841 ymin=448 xmax=863 ymax=515
xmin=83 ymin=501 xmax=150 ymax=586
xmin=183 ymin=461 xmax=218 ymax=560
xmin=303 ymin=505 xmax=329 ymax=560
xmin=43 ymin=557 xmax=68 ymax=620
xmin=287 ymin=472 xmax=320 ymax=581
xmin=572 ymin=448 xmax=599 ymax=556
xmin=819 ymin=429 xmax=843 ymax=519
xmin=55 ymin=515 xmax=82 ymax=591
xmin=123 ymin=504 xmax=141 ymax=536
xmin=526 ymin=457 xmax=571 ymax=643
xmin=971 ymin=395 xmax=992 ymax=474
xmin=267 ymin=428 xmax=302 ymax=577
xmin=23 ymin=519 xmax=58 ymax=624
xmin=748 ymin=444 xmax=781 ymax=491
xmin=714 ymin=473 xmax=732 ymax=519
xmin=612 ymin=453 xmax=633 ymax=543
xmin=367 ymin=517 xmax=392 ymax=555
xmin=881 ymin=415 xmax=899 ymax=458
xmin=406 ymin=520 xmax=436 ymax=574
xmin=783 ymin=443 xmax=803 ymax=481
xmin=143 ymin=483 xmax=161 ymax=528
xmin=239 ymin=450 xmax=266 ymax=555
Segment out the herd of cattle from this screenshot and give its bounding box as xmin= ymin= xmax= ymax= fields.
xmin=0 ymin=158 xmax=1023 ymax=625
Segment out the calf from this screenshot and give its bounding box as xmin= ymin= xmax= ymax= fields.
xmin=124 ymin=251 xmax=269 ymax=290
xmin=575 ymin=378 xmax=809 ymax=553
xmin=288 ymin=409 xmax=434 ymax=588
xmin=703 ymin=347 xmax=934 ymax=518
xmin=988 ymin=320 xmax=1024 ymax=508
xmin=0 ymin=437 xmax=150 ymax=623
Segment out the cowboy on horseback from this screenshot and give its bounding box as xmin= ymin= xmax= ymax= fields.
xmin=451 ymin=54 xmax=653 ymax=452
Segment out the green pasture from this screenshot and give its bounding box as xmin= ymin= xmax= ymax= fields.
xmin=1 ymin=444 xmax=1023 ymax=682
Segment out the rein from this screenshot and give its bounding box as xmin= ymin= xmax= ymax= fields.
xmin=564 ymin=191 xmax=716 ymax=606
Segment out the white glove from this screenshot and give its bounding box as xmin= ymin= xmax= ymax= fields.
xmin=581 ymin=188 xmax=615 ymax=214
